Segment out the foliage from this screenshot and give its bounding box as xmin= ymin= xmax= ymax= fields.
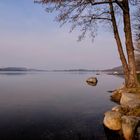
xmin=36 ymin=0 xmax=139 ymax=40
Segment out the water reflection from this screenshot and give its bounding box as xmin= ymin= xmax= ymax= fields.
xmin=103 ymin=125 xmax=124 ymax=140
xmin=0 ymin=72 xmax=123 ymax=140
xmin=0 ymin=72 xmax=27 ymax=76
xmin=86 ymin=81 xmax=98 ymax=86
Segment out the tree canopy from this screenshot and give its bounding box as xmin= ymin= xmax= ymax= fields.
xmin=36 ymin=0 xmax=140 ymax=88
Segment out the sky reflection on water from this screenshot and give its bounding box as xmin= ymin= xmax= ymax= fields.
xmin=0 ymin=72 xmax=123 ymax=140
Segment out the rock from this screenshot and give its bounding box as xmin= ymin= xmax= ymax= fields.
xmin=126 ymin=106 xmax=140 ymax=117
xmin=103 ymin=111 xmax=122 ymax=131
xmin=111 ymin=90 xmax=122 ymax=103
xmin=96 ymin=73 xmax=100 ymax=75
xmin=106 ymin=87 xmax=140 ymax=139
xmin=120 ymin=92 xmax=140 ymax=107
xmin=125 ymin=100 xmax=140 ymax=109
xmin=111 ymin=105 xmax=140 ymax=117
xmin=107 ymin=90 xmax=115 ymax=93
xmin=86 ymin=77 xmax=98 ymax=86
xmin=122 ymin=116 xmax=140 ymax=140
xmin=112 ymin=105 xmax=122 ymax=112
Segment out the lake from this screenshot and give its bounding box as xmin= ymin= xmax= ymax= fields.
xmin=0 ymin=72 xmax=123 ymax=140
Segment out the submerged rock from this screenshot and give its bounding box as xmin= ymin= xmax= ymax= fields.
xmin=103 ymin=111 xmax=122 ymax=131
xmin=86 ymin=77 xmax=98 ymax=86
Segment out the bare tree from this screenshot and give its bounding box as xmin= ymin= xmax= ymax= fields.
xmin=36 ymin=0 xmax=140 ymax=88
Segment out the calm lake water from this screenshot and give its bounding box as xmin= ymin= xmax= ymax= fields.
xmin=0 ymin=72 xmax=123 ymax=140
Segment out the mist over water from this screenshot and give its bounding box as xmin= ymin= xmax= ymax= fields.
xmin=0 ymin=72 xmax=123 ymax=140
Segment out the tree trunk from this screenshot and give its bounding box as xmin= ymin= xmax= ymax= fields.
xmin=122 ymin=0 xmax=139 ymax=88
xmin=109 ymin=1 xmax=130 ymax=87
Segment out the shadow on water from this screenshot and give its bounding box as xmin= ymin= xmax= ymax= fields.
xmin=103 ymin=125 xmax=124 ymax=140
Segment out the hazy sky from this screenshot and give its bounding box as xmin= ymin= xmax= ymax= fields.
xmin=0 ymin=0 xmax=122 ymax=70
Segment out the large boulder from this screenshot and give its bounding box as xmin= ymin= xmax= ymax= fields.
xmin=103 ymin=111 xmax=122 ymax=131
xmin=122 ymin=116 xmax=140 ymax=140
xmin=125 ymin=100 xmax=140 ymax=109
xmin=106 ymin=88 xmax=140 ymax=139
xmin=120 ymin=92 xmax=140 ymax=107
xmin=86 ymin=77 xmax=98 ymax=86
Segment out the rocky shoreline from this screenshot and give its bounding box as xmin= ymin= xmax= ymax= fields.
xmin=103 ymin=87 xmax=140 ymax=140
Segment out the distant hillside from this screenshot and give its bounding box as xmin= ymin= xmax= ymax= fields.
xmin=0 ymin=67 xmax=28 ymax=71
xmin=104 ymin=63 xmax=140 ymax=74
xmin=103 ymin=66 xmax=123 ymax=72
xmin=111 ymin=64 xmax=140 ymax=71
xmin=110 ymin=66 xmax=123 ymax=72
